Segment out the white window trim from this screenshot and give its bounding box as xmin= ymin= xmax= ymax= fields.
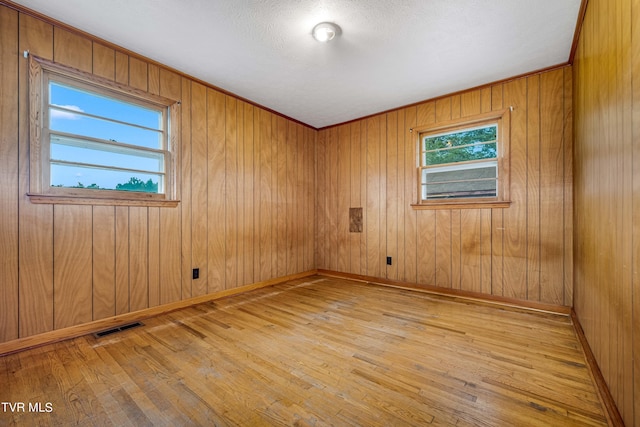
xmin=28 ymin=55 xmax=180 ymax=207
xmin=412 ymin=109 xmax=511 ymax=210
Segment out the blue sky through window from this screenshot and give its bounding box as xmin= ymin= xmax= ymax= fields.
xmin=48 ymin=81 xmax=164 ymax=192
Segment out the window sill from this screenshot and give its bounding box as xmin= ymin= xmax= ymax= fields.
xmin=28 ymin=194 xmax=180 ymax=208
xmin=411 ymin=200 xmax=512 ymax=210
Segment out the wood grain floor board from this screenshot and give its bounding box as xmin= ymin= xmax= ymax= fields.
xmin=0 ymin=276 xmax=608 ymax=426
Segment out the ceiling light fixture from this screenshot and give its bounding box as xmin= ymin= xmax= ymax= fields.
xmin=312 ymin=22 xmax=340 ymax=42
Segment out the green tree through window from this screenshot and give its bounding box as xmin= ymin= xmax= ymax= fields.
xmin=424 ymin=127 xmax=497 ymax=166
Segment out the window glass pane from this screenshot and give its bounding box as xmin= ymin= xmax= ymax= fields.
xmin=51 ymin=135 xmax=164 ymax=173
xmin=49 ymin=107 xmax=162 ymax=149
xmin=50 ymin=82 xmax=161 ymax=130
xmin=423 ymin=164 xmax=496 ymax=183
xmin=424 ymin=165 xmax=497 ymax=199
xmin=425 ymin=179 xmax=496 ymax=199
xmin=424 ymin=124 xmax=496 ymax=152
xmin=51 ymin=164 xmax=162 ymax=193
xmin=424 ymin=142 xmax=496 ymax=166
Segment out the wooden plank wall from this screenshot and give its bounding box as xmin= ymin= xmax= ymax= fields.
xmin=0 ymin=7 xmax=316 ymax=344
xmin=573 ymin=0 xmax=639 ymax=424
xmin=316 ymin=67 xmax=573 ymax=307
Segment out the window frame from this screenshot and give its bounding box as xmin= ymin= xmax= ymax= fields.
xmin=412 ymin=109 xmax=511 ymax=210
xmin=28 ymin=55 xmax=180 ymax=207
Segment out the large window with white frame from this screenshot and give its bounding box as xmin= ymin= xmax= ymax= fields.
xmin=415 ymin=110 xmax=510 ymax=207
xmin=28 ymin=55 xmax=180 ymax=206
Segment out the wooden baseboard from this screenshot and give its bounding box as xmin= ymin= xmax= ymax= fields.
xmin=0 ymin=270 xmax=317 ymax=356
xmin=317 ymin=269 xmax=572 ymax=315
xmin=571 ymin=310 xmax=625 ymax=427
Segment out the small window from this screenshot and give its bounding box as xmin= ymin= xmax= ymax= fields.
xmin=29 ymin=56 xmax=180 ymax=206
xmin=415 ymin=110 xmax=510 ymax=208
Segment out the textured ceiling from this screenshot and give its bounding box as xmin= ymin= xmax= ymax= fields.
xmin=12 ymin=0 xmax=581 ymax=128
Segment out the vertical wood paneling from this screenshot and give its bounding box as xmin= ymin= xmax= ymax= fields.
xmin=128 ymin=57 xmax=147 ymax=91
xmin=148 ymin=64 xmax=160 ymax=95
xmin=148 ymin=207 xmax=160 ymax=307
xmin=180 ymin=77 xmax=193 ymax=298
xmin=416 ymin=210 xmax=436 ymax=286
xmin=526 ymin=74 xmax=541 ymax=302
xmin=115 ymin=206 xmax=129 ymax=315
xmin=288 ymin=124 xmax=298 ymax=275
xmin=53 ymin=205 xmax=93 ymax=329
xmin=435 ymin=98 xmax=451 ymax=126
xmin=491 ymin=208 xmax=504 ymax=297
xmin=502 ymin=78 xmax=528 ymax=300
xmin=18 ymin=14 xmax=54 ymax=338
xmin=191 ymin=82 xmax=208 ymax=297
xmin=235 ymin=101 xmax=246 ymax=284
xmin=461 ymin=90 xmax=481 ymax=117
xmin=460 ymin=209 xmax=481 ymax=293
xmin=480 ymin=87 xmax=492 ymax=114
xmin=366 ymin=116 xmax=381 ymax=277
xmin=316 ymin=130 xmax=327 ymax=270
xmin=2 ymin=10 xmax=574 ymax=400
xmin=2 ymin=6 xmax=317 ymax=347
xmin=242 ymin=102 xmax=255 ymax=285
xmin=253 ymin=107 xmax=264 ymax=275
xmin=403 ymin=106 xmax=418 ymax=284
xmin=225 ymin=96 xmax=239 ymax=288
xmin=539 ymin=69 xmax=565 ymax=305
xmin=358 ymin=121 xmax=368 ymax=275
xmin=276 ymin=117 xmax=287 ymax=277
xmin=53 ymin=28 xmax=91 ymax=72
xmin=128 ymin=207 xmax=148 ymax=312
xmin=327 ymin=127 xmax=338 ymax=271
xmin=296 ymin=125 xmax=305 ymax=274
xmin=573 ymin=0 xmax=638 ymax=423
xmin=378 ymin=116 xmax=387 ymax=277
xmin=207 ymin=89 xmax=226 ymax=292
xmin=451 ymin=95 xmax=461 ymax=120
xmin=492 ymin=85 xmax=503 ymax=110
xmin=349 ymin=121 xmax=362 ymax=275
xmin=451 ymin=210 xmax=462 ymax=289
xmin=563 ymin=67 xmax=574 ymax=307
xmin=633 ymin=0 xmax=640 ymax=421
xmin=337 ymin=125 xmax=350 ymax=272
xmin=0 ymin=6 xmax=19 ymax=342
xmin=435 ymin=211 xmax=452 ymax=288
xmin=115 ymin=51 xmax=128 ymax=85
xmin=480 ymin=210 xmax=492 ymax=294
xmin=385 ymin=111 xmax=399 ymax=280
xmin=632 ymin=0 xmax=640 ymax=425
xmin=92 ymin=206 xmax=115 ymax=319
xmin=258 ymin=109 xmax=273 ymax=280
xmin=396 ymin=109 xmax=406 ymax=282
xmin=92 ymin=43 xmax=114 ymax=80
xmin=307 ymin=127 xmax=316 ymax=272
xmin=618 ymin=0 xmax=634 ymax=419
xmin=285 ymin=121 xmax=294 ymax=273
xmin=270 ymin=115 xmax=279 ymax=277
xmin=316 ymin=68 xmax=572 ymax=318
xmin=611 ymin=0 xmax=624 ymax=407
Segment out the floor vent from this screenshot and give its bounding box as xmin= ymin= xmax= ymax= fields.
xmin=94 ymin=322 xmax=144 ymax=338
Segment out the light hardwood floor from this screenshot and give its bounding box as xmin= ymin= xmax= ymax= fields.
xmin=0 ymin=276 xmax=608 ymax=426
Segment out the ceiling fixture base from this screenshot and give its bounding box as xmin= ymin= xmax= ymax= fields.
xmin=312 ymin=22 xmax=340 ymax=42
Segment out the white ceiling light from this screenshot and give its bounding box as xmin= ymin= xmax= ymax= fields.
xmin=312 ymin=22 xmax=340 ymax=42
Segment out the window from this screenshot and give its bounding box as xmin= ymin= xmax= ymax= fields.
xmin=28 ymin=56 xmax=180 ymax=206
xmin=415 ymin=110 xmax=510 ymax=208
